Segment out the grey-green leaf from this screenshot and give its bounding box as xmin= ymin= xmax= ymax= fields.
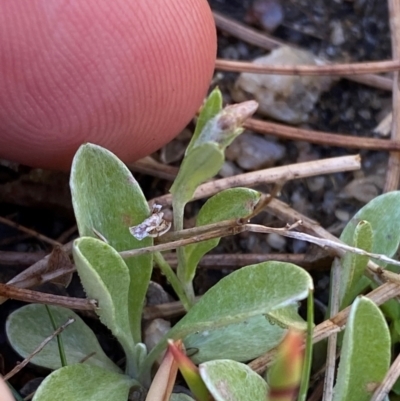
xmin=73 ymin=237 xmax=137 ymax=375
xmin=186 ymin=305 xmax=306 ymax=364
xmin=341 ymin=191 xmax=400 ymax=260
xmin=70 ymin=143 xmax=152 ymax=342
xmin=185 ymin=314 xmax=286 ymax=364
xmin=183 ymin=188 xmax=261 ymax=283
xmin=200 ymin=360 xmax=268 ymax=401
xmin=32 ymin=364 xmax=136 ymax=401
xmin=170 ymin=142 xmax=224 ymax=209
xmin=333 ymin=296 xmax=390 ymax=401
xmin=145 ymin=262 xmax=312 ymax=367
xmin=339 ymin=220 xmax=373 ymax=308
xmin=6 ymin=304 xmax=120 ymax=373
xmin=186 ymin=87 xmax=223 ymax=155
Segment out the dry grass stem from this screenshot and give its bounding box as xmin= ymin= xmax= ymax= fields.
xmin=384 ymin=0 xmax=400 ymax=191
xmin=4 ymin=318 xmax=75 ymax=381
xmin=215 ymin=58 xmax=400 ymax=76
xmin=123 ymin=220 xmax=400 ymax=273
xmin=213 ymin=11 xmax=282 ymax=50
xmin=244 ymin=118 xmax=400 ymax=152
xmin=162 ymin=252 xmax=331 ymax=270
xmin=150 ymin=154 xmax=361 ymax=207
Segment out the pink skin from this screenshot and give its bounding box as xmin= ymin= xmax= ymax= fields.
xmin=0 ymin=0 xmax=216 ymax=170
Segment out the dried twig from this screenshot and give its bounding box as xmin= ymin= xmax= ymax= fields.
xmin=0 ymin=215 xmax=60 ymax=247
xmin=122 ymin=220 xmax=400 ymax=271
xmin=384 ymin=0 xmax=400 ymax=191
xmin=150 ymin=154 xmax=361 ymax=207
xmin=0 ymin=242 xmax=73 ymax=305
xmin=0 ymin=250 xmax=45 ymax=266
xmin=4 ymin=318 xmax=75 ymax=381
xmin=215 ymin=59 xmax=400 ymax=76
xmin=162 ymin=252 xmax=331 ymax=270
xmin=0 ymin=283 xmax=95 ymax=311
xmin=244 ymin=118 xmax=400 ymax=152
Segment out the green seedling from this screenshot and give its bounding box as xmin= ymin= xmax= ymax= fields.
xmin=5 ymin=88 xmax=400 ymax=401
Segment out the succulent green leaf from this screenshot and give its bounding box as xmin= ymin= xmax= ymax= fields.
xmin=341 ymin=191 xmax=400 ymax=261
xmin=339 ymin=220 xmax=373 ymax=308
xmin=333 ymin=296 xmax=390 ymax=401
xmin=70 ymin=143 xmax=152 ymax=342
xmin=183 ymin=188 xmax=261 ymax=283
xmin=32 ymin=364 xmax=136 ymax=401
xmin=170 ymin=142 xmax=224 ymax=210
xmin=186 ymin=87 xmax=223 ymax=155
xmin=145 ymin=262 xmax=312 ymax=367
xmin=73 ymin=237 xmax=137 ymax=375
xmin=6 ymin=304 xmax=120 ymax=373
xmin=199 ymin=360 xmax=268 ymax=401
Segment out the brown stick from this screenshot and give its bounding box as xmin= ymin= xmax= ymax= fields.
xmin=0 ymin=250 xmax=45 ymax=266
xmin=0 ymin=216 xmax=61 ymax=247
xmin=215 ymin=59 xmax=400 ymax=76
xmin=0 ymin=282 xmax=95 ymax=310
xmin=384 ymin=0 xmax=400 ymax=191
xmin=244 ymin=118 xmax=400 ymax=152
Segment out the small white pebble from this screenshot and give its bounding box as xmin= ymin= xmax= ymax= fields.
xmin=335 ymin=209 xmax=350 ymax=222
xmin=266 ymin=233 xmax=286 ymax=251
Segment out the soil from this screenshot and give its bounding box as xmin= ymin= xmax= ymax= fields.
xmin=0 ymin=0 xmax=395 ymax=398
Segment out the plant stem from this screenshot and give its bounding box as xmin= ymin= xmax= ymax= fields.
xmin=173 ymin=199 xmax=196 ymax=305
xmin=45 ymin=305 xmax=68 ymax=367
xmin=154 ymin=252 xmax=193 ymax=311
xmin=297 ymin=289 xmax=314 ymax=401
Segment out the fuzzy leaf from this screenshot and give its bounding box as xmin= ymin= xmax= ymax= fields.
xmin=333 ymin=297 xmax=390 ymax=401
xmin=341 ymin=191 xmax=400 ymax=261
xmin=339 ymin=220 xmax=373 ymax=308
xmin=32 ymin=364 xmax=136 ymax=401
xmin=73 ymin=237 xmax=137 ymax=375
xmin=185 ymin=314 xmax=286 ymax=364
xmin=70 ymin=143 xmax=152 ymax=342
xmin=170 ymin=142 xmax=224 ymax=208
xmin=186 ymin=88 xmax=223 ymax=155
xmin=6 ymin=304 xmax=120 ymax=373
xmin=200 ymin=360 xmax=268 ymax=401
xmin=146 ymin=262 xmax=312 ymax=366
xmin=183 ymin=188 xmax=261 ymax=283
xmin=186 ymin=305 xmax=306 ymax=364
